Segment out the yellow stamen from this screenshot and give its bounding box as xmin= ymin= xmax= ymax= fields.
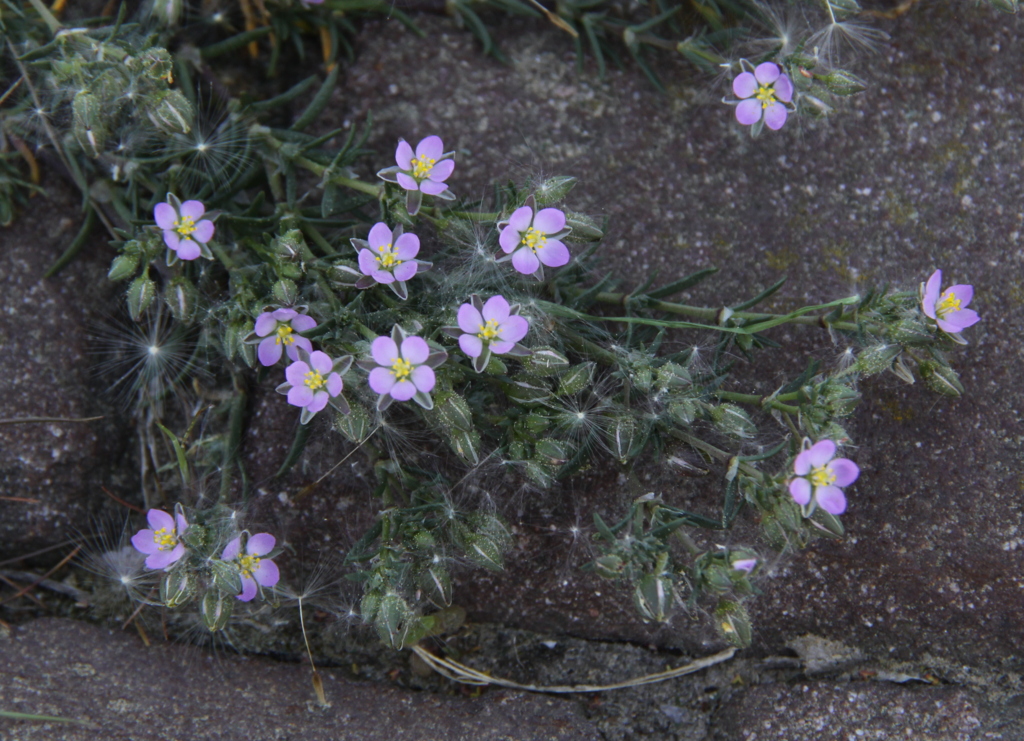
xmin=477 ymin=319 xmax=501 ymax=341
xmin=936 ymin=291 xmax=962 ymax=318
xmin=390 ymin=357 xmax=413 ymax=381
xmin=275 ymin=325 xmax=294 ymax=346
xmin=375 ymin=243 xmax=402 ymax=269
xmin=809 ymin=464 xmax=836 ymax=489
xmin=521 ymin=226 xmax=547 ymax=253
xmin=304 ymin=370 xmax=325 ymax=390
xmin=238 ymin=553 xmax=261 ymax=579
xmin=175 ymin=215 xmax=196 ymax=237
xmin=755 ymin=84 xmax=777 ymax=109
xmin=410 ymin=156 xmax=435 ymax=180
xmin=153 ymin=527 xmax=176 ymax=551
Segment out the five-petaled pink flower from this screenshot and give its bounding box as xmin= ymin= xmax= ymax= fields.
xmin=921 ymin=269 xmax=980 ymax=338
xmin=276 ymin=348 xmax=352 ymax=424
xmin=131 ymin=508 xmax=189 ymax=570
xmin=498 ymin=195 xmax=572 ymax=279
xmin=360 ymin=326 xmax=447 ymax=411
xmin=376 ymin=136 xmax=456 ymax=216
xmin=788 ymin=439 xmax=859 ymax=516
xmin=733 ymin=62 xmax=794 ymax=132
xmin=352 ymin=223 xmax=430 ymax=300
xmin=445 ymin=294 xmax=530 ymax=373
xmin=254 ymin=308 xmax=317 ymax=366
xmin=222 ymin=533 xmax=280 ymax=602
xmin=154 ymin=194 xmax=214 ymax=262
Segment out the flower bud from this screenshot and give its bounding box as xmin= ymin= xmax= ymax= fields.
xmin=335 ymin=403 xmax=372 ymax=443
xmin=656 ymin=362 xmax=691 ymax=390
xmin=160 ymin=570 xmax=194 ymax=607
xmin=272 ymin=278 xmax=299 ymax=306
xmin=165 ymin=276 xmax=200 ymax=324
xmin=607 ymin=413 xmax=640 ymax=463
xmin=447 ymin=428 xmax=482 ymax=466
xmin=146 ymin=90 xmax=194 ymax=135
xmin=564 ymin=212 xmax=604 ymax=242
xmin=634 ymin=573 xmax=674 ymax=622
xmin=72 ymin=92 xmax=106 ymax=157
xmin=987 ymin=0 xmax=1019 ymax=12
xmin=375 ymin=592 xmax=412 ymax=648
xmin=711 ymin=404 xmax=756 ymax=439
xmin=668 ymin=398 xmax=700 ymax=426
xmin=127 ymin=275 xmax=157 ymax=321
xmin=714 ymin=600 xmax=752 ymax=647
xmin=417 ymin=565 xmax=452 ymax=607
xmin=817 ymin=69 xmax=868 ymax=96
xmin=920 ymin=361 xmax=964 ymax=397
xmin=200 ymin=590 xmax=233 ymax=631
xmin=534 ymin=176 xmax=577 ymax=205
xmin=557 ymin=362 xmax=595 ymax=397
xmin=434 ymin=392 xmax=474 ymax=431
xmin=797 ymin=94 xmax=834 ymax=118
xmin=149 ymin=0 xmax=184 ymax=27
xmin=210 ymin=558 xmax=243 ymax=595
xmin=535 ymin=438 xmax=568 ymax=465
xmin=593 ymin=554 xmax=625 ymax=579
xmin=107 ymin=253 xmax=139 ymax=282
xmin=525 ymin=347 xmax=570 ymax=376
xmin=360 ymin=591 xmax=381 ymax=623
xmin=887 ymin=318 xmax=932 ymax=345
xmin=853 ymin=344 xmax=901 ymax=376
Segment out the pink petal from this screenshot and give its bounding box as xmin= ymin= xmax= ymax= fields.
xmin=310 ymin=350 xmax=333 ymax=374
xmin=458 ymin=303 xmax=484 ymax=333
xmin=807 ymin=440 xmax=836 ymax=468
xmin=175 ymin=512 xmax=189 ymax=533
xmin=946 ymin=284 xmax=974 ymax=307
xmin=145 ymin=550 xmax=176 ymax=570
xmin=393 ymin=233 xmax=420 ymax=260
xmin=534 ymin=208 xmax=566 ymax=234
xmin=736 ymin=99 xmax=762 ymax=126
xmin=285 ymin=360 xmax=309 ymax=386
xmin=247 ymin=533 xmax=276 ymax=556
xmin=793 ymin=449 xmax=812 ymax=476
xmin=288 ymin=385 xmax=314 ymax=407
xmin=732 ymin=71 xmax=757 ymax=99
xmin=222 ymin=537 xmax=242 ymax=561
xmin=371 ymin=336 xmax=399 ymax=366
xmin=358 ymin=249 xmax=378 ymax=276
xmin=511 ymin=247 xmax=540 ymax=275
xmin=390 ymin=379 xmax=417 ymax=401
xmin=431 ymin=159 xmax=455 ymax=182
xmin=372 ymin=269 xmax=396 ymax=284
xmin=131 ymin=529 xmax=159 ymax=555
xmin=400 ymin=336 xmax=429 ymax=364
xmin=326 ymin=373 xmax=343 ymax=396
xmin=499 ymin=224 xmax=522 ymax=254
xmin=193 ymin=219 xmax=214 ymax=243
xmin=255 ymin=313 xmax=277 ymax=337
xmin=307 ymin=391 xmax=328 ymax=413
xmin=147 ymin=509 xmax=175 ymax=531
xmin=789 ymin=477 xmax=811 ymax=506
xmin=763 ymin=102 xmax=788 ymax=131
xmin=420 ymin=180 xmax=448 ymax=196
xmin=816 ymin=485 xmax=847 ymax=515
xmin=490 ymin=340 xmax=514 ymax=354
xmin=165 ymin=543 xmax=186 ymax=567
xmin=829 ymin=458 xmax=860 ymax=487
xmin=176 ymin=239 xmax=201 ymax=261
xmin=163 ymin=230 xmax=181 ymax=250
xmin=396 ymin=172 xmax=419 ymax=191
xmin=272 ymin=308 xmax=298 ymax=321
xmin=537 ymin=240 xmax=570 ymax=268
xmin=415 ymin=135 xmax=443 ymax=162
xmin=368 ymin=222 xmax=393 ymax=249
xmin=179 ymin=200 xmax=206 ymax=220
xmin=411 ymin=365 xmax=435 ymax=393
xmin=754 ymin=62 xmax=780 ymax=85
xmin=369 ymin=366 xmax=396 ymax=394
xmin=292 ymin=313 xmax=317 ymax=331
xmin=498 ymin=315 xmax=528 ymax=344
xmin=507 ymin=205 xmax=534 ymax=233
xmin=259 ymin=337 xmax=283 ymax=366
xmin=922 ymin=270 xmax=942 ymax=319
xmin=774 ymin=74 xmax=794 ymax=103
xmin=395 ymin=139 xmax=414 ymax=169
xmin=481 ymin=295 xmax=510 ymax=323
xmin=154 ymin=202 xmax=177 ymax=230
xmin=393 ymin=262 xmax=417 ymax=282
xmin=287 ymin=337 xmax=313 ymax=361
xmin=459 ymin=334 xmax=483 ymax=358
xmin=238 ymin=576 xmax=258 ymax=602
xmin=253 ymin=558 xmax=279 ymax=587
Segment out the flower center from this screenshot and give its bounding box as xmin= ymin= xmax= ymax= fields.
xmin=152 ymin=527 xmax=177 ymax=551
xmin=304 ymin=370 xmax=325 ymax=390
xmin=238 ymin=553 xmax=260 ymax=579
xmin=521 ymin=226 xmax=547 ymax=253
xmin=175 ymin=215 xmax=196 ymax=237
xmin=375 ymin=243 xmax=402 ymax=270
xmin=755 ymin=84 xmax=777 ymax=109
xmin=275 ymin=325 xmax=294 ymax=345
xmin=809 ymin=464 xmax=836 ymax=489
xmin=390 ymin=357 xmax=413 ymax=381
xmin=936 ymin=291 xmax=962 ymax=318
xmin=477 ymin=319 xmax=501 ymax=341
xmin=410 ymin=156 xmax=436 ymax=180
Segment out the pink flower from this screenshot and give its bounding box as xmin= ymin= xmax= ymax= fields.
xmin=276 ymin=349 xmax=352 ymax=424
xmin=130 ymin=508 xmax=189 ymax=570
xmin=154 ymin=194 xmax=214 ymax=262
xmin=732 ymin=62 xmax=794 ymax=132
xmin=254 ymin=308 xmax=317 ymax=366
xmin=222 ymin=533 xmax=280 ymax=602
xmin=788 ymin=440 xmax=859 ymax=516
xmin=921 ymin=269 xmax=980 ymax=337
xmin=352 ymin=223 xmax=430 ymax=300
xmin=497 ymin=195 xmax=572 ymax=279
xmin=376 ymin=136 xmax=456 ymax=216
xmin=732 ymin=558 xmax=757 ymax=574
xmin=359 ymin=326 xmax=447 ymax=411
xmin=443 ymin=294 xmax=530 ymax=373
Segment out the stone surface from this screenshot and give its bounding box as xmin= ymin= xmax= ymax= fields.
xmin=0 ymin=618 xmax=600 ymax=741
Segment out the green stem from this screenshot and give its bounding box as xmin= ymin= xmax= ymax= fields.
xmin=714 ymin=390 xmax=800 ymax=415
xmin=27 ymin=0 xmax=62 ymax=34
xmin=669 ymin=430 xmax=763 ymax=480
xmin=330 ymin=175 xmax=381 ymax=197
xmin=448 ymin=210 xmax=499 ymax=221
